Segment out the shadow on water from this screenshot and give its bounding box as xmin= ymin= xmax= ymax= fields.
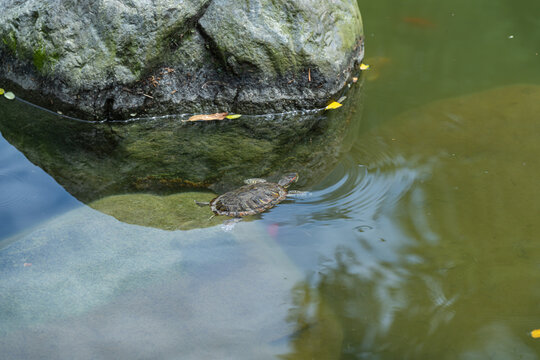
xmin=0 ymin=79 xmax=364 ymax=230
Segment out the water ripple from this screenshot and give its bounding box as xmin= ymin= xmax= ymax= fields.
xmin=292 ymin=154 xmax=422 ymax=226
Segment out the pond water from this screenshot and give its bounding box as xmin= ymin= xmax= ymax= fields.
xmin=1 ymin=0 xmax=540 ymax=358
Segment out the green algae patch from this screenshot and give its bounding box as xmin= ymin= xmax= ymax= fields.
xmin=32 ymin=46 xmax=49 ymax=72
xmin=89 ymin=192 xmax=223 ymax=231
xmin=2 ymin=31 xmax=17 ymax=53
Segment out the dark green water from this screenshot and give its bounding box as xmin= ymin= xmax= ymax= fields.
xmin=1 ymin=0 xmax=540 ymax=358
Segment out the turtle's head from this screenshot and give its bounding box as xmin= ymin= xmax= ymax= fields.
xmin=278 ymin=173 xmax=299 ymax=188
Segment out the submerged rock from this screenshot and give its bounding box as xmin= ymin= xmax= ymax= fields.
xmin=89 ymin=192 xmax=224 ymax=230
xmin=0 ymin=206 xmax=306 ymax=358
xmin=0 ymin=0 xmax=363 ymax=119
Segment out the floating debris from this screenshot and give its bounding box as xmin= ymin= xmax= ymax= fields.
xmin=325 ymin=101 xmax=342 ymax=110
xmin=225 ymin=114 xmax=242 ymax=119
xmin=187 ymin=112 xmax=228 ymax=122
xmin=4 ymin=91 xmax=15 ymax=100
xmin=532 ymin=329 xmax=540 ymax=338
xmin=402 ymin=16 xmax=436 ymax=28
xmin=360 ymin=63 xmax=370 ymax=71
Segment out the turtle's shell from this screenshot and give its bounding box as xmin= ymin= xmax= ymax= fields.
xmin=210 ymin=182 xmax=288 ymax=217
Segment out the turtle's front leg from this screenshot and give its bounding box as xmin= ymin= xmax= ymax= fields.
xmin=221 ymin=217 xmax=242 ymax=231
xmin=287 ymin=190 xmax=312 ymax=199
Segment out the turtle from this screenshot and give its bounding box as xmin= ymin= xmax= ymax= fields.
xmin=195 ymin=173 xmax=301 ymax=224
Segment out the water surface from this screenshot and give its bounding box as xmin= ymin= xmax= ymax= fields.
xmin=1 ymin=0 xmax=540 ymax=358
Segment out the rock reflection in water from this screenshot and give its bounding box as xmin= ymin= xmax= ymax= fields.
xmin=0 ymin=82 xmax=362 ymax=202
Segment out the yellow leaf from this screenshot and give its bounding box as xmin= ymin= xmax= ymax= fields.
xmin=4 ymin=91 xmax=15 ymax=100
xmin=325 ymin=101 xmax=342 ymax=110
xmin=532 ymin=329 xmax=540 ymax=338
xmin=225 ymin=114 xmax=242 ymax=119
xmin=187 ymin=112 xmax=228 ymax=122
xmin=0 ymin=88 xmax=4 ymax=95
xmin=360 ymin=63 xmax=370 ymax=70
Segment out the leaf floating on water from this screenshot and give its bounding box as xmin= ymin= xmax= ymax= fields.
xmin=325 ymin=101 xmax=342 ymax=110
xmin=225 ymin=114 xmax=242 ymax=119
xmin=187 ymin=112 xmax=228 ymax=122
xmin=0 ymin=88 xmax=4 ymax=95
xmin=4 ymin=91 xmax=15 ymax=100
xmin=360 ymin=63 xmax=370 ymax=71
xmin=402 ymin=17 xmax=436 ymax=28
xmin=532 ymin=329 xmax=540 ymax=338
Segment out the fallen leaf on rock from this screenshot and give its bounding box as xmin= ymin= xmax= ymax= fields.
xmin=4 ymin=91 xmax=15 ymax=100
xmin=325 ymin=101 xmax=342 ymax=110
xmin=187 ymin=112 xmax=228 ymax=122
xmin=225 ymin=114 xmax=242 ymax=119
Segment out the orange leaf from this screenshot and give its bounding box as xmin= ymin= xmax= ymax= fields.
xmin=187 ymin=112 xmax=228 ymax=122
xmin=532 ymin=329 xmax=540 ymax=338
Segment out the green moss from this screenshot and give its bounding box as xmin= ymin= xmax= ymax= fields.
xmin=32 ymin=45 xmax=60 ymax=74
xmin=2 ymin=32 xmax=17 ymax=53
xmin=32 ymin=47 xmax=47 ymax=71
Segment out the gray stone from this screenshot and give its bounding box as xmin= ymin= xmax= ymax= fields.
xmin=0 ymin=0 xmax=363 ymax=119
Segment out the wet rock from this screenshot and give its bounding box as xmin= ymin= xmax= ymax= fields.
xmin=0 ymin=0 xmax=363 ymax=119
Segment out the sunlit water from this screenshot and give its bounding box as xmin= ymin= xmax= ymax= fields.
xmin=2 ymin=0 xmax=540 ymax=358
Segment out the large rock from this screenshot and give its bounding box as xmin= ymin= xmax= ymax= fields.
xmin=0 ymin=0 xmax=364 ymax=119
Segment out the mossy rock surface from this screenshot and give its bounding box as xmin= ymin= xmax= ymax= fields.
xmin=0 ymin=0 xmax=363 ymax=119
